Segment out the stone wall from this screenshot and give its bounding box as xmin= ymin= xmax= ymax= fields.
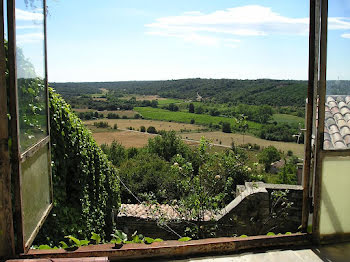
xmin=115 ymin=182 xmax=303 ymax=239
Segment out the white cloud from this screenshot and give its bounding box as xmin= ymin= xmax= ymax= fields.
xmin=145 ymin=5 xmax=350 ymax=46
xmin=16 ymin=25 xmax=41 ymax=30
xmin=16 ymin=8 xmax=43 ymax=21
xmin=341 ymin=33 xmax=350 ymax=38
xmin=17 ymin=33 xmax=44 ymax=44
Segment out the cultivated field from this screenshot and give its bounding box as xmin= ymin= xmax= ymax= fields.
xmin=135 ymin=107 xmax=261 ymax=130
xmin=84 ymin=119 xmax=206 ymax=132
xmin=92 ymin=130 xmax=153 ymax=147
xmin=92 ymin=130 xmax=200 ymax=148
xmin=181 ymin=131 xmax=304 ymax=158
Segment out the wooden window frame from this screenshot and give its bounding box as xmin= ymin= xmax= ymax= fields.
xmin=2 ymin=0 xmax=343 ymax=259
xmin=6 ymin=0 xmax=53 ymax=254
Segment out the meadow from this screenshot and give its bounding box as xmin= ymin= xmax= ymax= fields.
xmin=272 ymin=114 xmax=305 ymax=125
xmin=134 ymin=107 xmax=261 ymax=130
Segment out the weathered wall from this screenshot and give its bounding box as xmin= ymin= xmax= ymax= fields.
xmin=116 ymin=182 xmax=303 ymax=239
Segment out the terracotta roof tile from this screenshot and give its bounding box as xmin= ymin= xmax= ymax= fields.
xmin=336 ymin=96 xmax=345 ymax=103
xmin=326 ymin=118 xmax=336 ymax=127
xmin=344 ymin=135 xmax=350 ymax=145
xmin=339 ymin=101 xmax=348 ymax=109
xmin=340 ymin=126 xmax=350 ymax=137
xmin=331 ymin=107 xmax=340 ymax=115
xmin=327 ymin=96 xmax=335 ymax=103
xmin=344 ymin=114 xmax=350 ymax=122
xmin=118 ymin=204 xmax=214 ymax=221
xmin=328 ymin=101 xmax=337 ymax=109
xmin=324 ymin=95 xmax=350 ymax=150
xmin=334 ymin=141 xmax=347 ymax=149
xmin=341 ymin=107 xmax=350 ymax=115
xmin=325 ymin=111 xmax=333 ymax=120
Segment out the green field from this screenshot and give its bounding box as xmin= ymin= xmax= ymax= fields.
xmin=157 ymin=98 xmax=183 ymax=105
xmin=272 ymin=114 xmax=305 ymax=125
xmin=135 ymin=107 xmax=261 ymax=130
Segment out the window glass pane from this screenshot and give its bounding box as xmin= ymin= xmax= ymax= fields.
xmin=16 ymin=0 xmax=47 ymax=152
xmin=21 ymin=144 xmax=51 ymax=246
xmin=324 ymin=1 xmax=350 ymax=150
xmin=320 ymin=156 xmax=350 ymax=235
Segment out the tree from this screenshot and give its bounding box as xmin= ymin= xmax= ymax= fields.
xmin=258 ymin=146 xmax=281 ymax=172
xmin=195 ymin=106 xmax=204 ymax=114
xmin=189 ymin=103 xmax=195 ymax=113
xmin=147 ymin=126 xmax=157 ymax=134
xmin=236 ymin=114 xmax=248 ymax=144
xmin=221 ymin=122 xmax=231 ymax=133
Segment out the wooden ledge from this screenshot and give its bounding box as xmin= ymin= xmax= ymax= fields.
xmin=17 ymin=233 xmax=310 ymax=261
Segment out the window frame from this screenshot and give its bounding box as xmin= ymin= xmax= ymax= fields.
xmin=2 ymin=0 xmax=343 ymax=258
xmin=6 ymin=0 xmax=53 ymax=253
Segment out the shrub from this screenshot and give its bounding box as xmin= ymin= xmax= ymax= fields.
xmin=107 ymin=113 xmax=119 ymax=119
xmin=190 ymin=119 xmax=195 ymax=124
xmin=36 ymin=89 xmax=120 ymax=246
xmin=118 ymin=153 xmax=175 ymax=203
xmin=147 ymin=130 xmax=192 ymax=161
xmin=94 ymin=121 xmax=109 ymax=128
xmin=140 ymin=126 xmax=146 ymax=132
xmin=147 ymin=126 xmax=157 ymax=134
xmin=258 ymin=146 xmax=281 ymax=172
xmin=122 ymin=115 xmax=128 ymax=119
xmin=222 ymin=122 xmax=231 ymax=133
xmin=189 ymin=103 xmax=195 ymax=113
xmin=113 ymin=123 xmax=118 ymax=130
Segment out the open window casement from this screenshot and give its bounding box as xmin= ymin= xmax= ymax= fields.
xmin=310 ymin=0 xmax=350 ymax=243
xmin=0 ymin=0 xmax=52 ymax=255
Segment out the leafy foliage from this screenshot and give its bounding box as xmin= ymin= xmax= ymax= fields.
xmin=35 ymin=89 xmax=121 ymax=246
xmin=258 ymin=146 xmax=281 ymax=172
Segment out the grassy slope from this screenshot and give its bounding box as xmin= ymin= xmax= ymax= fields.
xmin=272 ymin=114 xmax=304 ymax=125
xmin=135 ymin=107 xmax=261 ymax=130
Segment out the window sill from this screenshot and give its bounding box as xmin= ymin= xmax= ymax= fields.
xmin=21 ymin=233 xmax=310 ymax=261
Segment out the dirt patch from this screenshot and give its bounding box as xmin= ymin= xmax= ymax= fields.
xmin=181 ymin=132 xmax=304 ymax=158
xmin=85 ymin=119 xmax=204 ymax=132
xmin=92 ymin=130 xmax=154 ymax=147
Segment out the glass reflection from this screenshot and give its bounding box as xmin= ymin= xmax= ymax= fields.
xmin=16 ymin=0 xmax=47 ymax=152
xmin=324 ymin=1 xmax=350 ymax=150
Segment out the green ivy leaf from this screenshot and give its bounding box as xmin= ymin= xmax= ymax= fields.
xmin=178 ymin=237 xmax=192 ymax=242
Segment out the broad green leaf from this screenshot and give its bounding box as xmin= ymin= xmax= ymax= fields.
xmin=79 ymin=240 xmax=90 ymax=246
xmin=38 ymin=245 xmax=52 ymax=250
xmin=153 ymin=238 xmax=163 ymax=242
xmin=59 ymin=241 xmax=69 ymax=249
xmin=178 ymin=237 xmax=192 ymax=242
xmin=91 ymin=232 xmax=101 ymax=244
xmin=267 ymin=232 xmax=275 ymax=236
xmin=144 ymin=237 xmax=155 ymax=244
xmin=65 ymin=235 xmax=81 ymax=246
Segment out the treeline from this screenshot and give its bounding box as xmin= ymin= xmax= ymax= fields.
xmin=51 ymin=78 xmax=309 ymax=107
xmin=67 ymin=95 xmax=159 ymax=111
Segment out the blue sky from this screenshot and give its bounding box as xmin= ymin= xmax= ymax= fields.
xmin=15 ymin=0 xmax=350 ymax=82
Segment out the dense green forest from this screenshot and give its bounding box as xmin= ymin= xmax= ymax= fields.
xmin=51 ymin=78 xmax=308 ymax=107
